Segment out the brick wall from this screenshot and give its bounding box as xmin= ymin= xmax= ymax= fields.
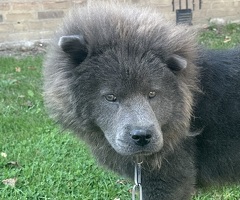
xmin=0 ymin=0 xmax=240 ymax=47
xmin=0 ymin=0 xmax=87 ymax=47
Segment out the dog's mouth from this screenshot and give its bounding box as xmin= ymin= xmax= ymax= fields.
xmin=131 ymin=148 xmax=157 ymax=156
xmin=114 ymin=139 xmax=163 ymax=156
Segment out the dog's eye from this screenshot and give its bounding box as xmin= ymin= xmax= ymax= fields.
xmin=148 ymin=91 xmax=156 ymax=99
xmin=105 ymin=94 xmax=117 ymax=102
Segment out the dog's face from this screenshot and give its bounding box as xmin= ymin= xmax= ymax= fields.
xmin=90 ymin=55 xmax=181 ymax=156
xmin=56 ymin=35 xmax=191 ymax=156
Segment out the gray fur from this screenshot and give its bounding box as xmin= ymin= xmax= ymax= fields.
xmin=43 ymin=2 xmax=240 ymax=200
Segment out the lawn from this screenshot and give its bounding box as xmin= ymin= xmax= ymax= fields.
xmin=1 ymin=23 xmax=240 ymax=199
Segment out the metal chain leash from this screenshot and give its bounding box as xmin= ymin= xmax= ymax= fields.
xmin=132 ymin=161 xmax=143 ymax=200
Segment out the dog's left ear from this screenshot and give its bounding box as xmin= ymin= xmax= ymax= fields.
xmin=166 ymin=54 xmax=187 ymax=71
xmin=58 ymin=35 xmax=88 ymax=64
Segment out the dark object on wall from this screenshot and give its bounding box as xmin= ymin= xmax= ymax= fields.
xmin=176 ymin=9 xmax=192 ymax=25
xmin=172 ymin=0 xmax=202 ymax=25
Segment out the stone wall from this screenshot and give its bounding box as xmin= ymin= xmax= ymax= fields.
xmin=0 ymin=0 xmax=240 ymax=47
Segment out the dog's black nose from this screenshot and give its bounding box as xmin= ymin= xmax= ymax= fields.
xmin=130 ymin=129 xmax=152 ymax=146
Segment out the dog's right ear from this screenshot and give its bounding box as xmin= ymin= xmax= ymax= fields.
xmin=58 ymin=35 xmax=88 ymax=64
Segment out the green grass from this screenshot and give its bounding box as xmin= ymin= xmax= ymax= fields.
xmin=0 ymin=24 xmax=240 ymax=199
xmin=199 ymin=23 xmax=240 ymax=49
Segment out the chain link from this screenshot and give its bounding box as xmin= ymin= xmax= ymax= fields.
xmin=132 ymin=161 xmax=143 ymax=200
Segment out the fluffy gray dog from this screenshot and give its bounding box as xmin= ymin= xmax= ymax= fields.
xmin=43 ymin=2 xmax=240 ymax=199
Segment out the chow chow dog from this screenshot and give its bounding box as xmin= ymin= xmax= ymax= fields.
xmin=43 ymin=2 xmax=240 ymax=199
